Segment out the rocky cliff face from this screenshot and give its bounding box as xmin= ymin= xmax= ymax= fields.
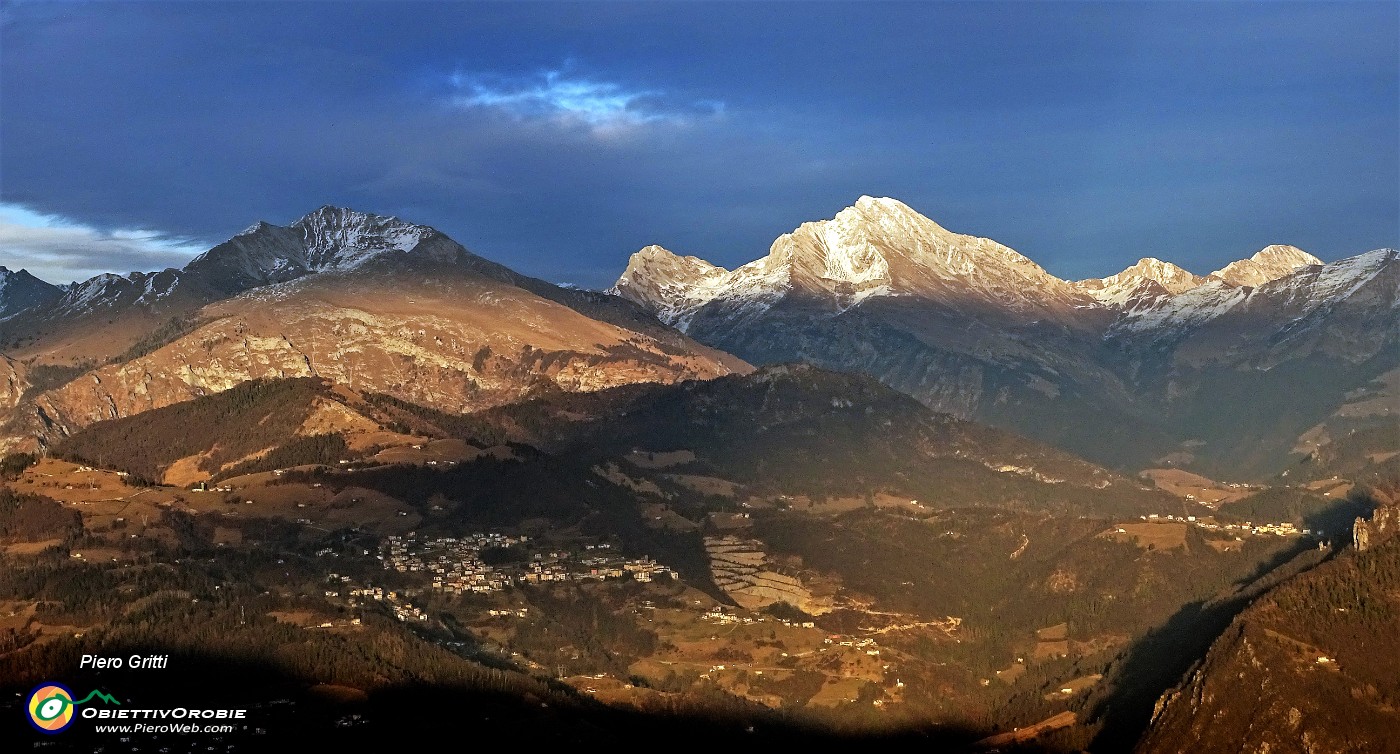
xmin=0 ymin=355 xmax=27 ymax=412
xmin=612 ymin=197 xmax=1398 ymax=476
xmin=1354 ymin=496 xmax=1400 ymax=552
xmin=611 ymin=245 xmax=736 ymax=331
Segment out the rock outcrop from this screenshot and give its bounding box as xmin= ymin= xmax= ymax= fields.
xmin=1354 ymin=498 xmax=1400 ymax=552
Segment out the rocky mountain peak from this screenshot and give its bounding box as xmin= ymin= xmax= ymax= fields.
xmin=291 ymin=204 xmax=414 ymax=234
xmin=1073 ymin=257 xmax=1207 ymax=307
xmin=783 ymin=196 xmax=1083 ymax=313
xmin=614 ymin=245 xmax=729 ymax=296
xmin=622 ymin=245 xmax=726 ymax=280
xmin=181 ymin=206 xmax=454 ymax=296
xmin=1102 ymin=258 xmax=1206 ymax=294
xmin=289 ymin=205 xmax=438 ymax=268
xmin=611 ymin=245 xmax=738 ymax=331
xmin=234 ymin=220 xmax=276 ymax=237
xmin=613 ymin=196 xmax=1088 ymax=334
xmin=0 ymin=265 xmax=63 ymax=319
xmin=0 ymin=266 xmax=37 ymax=289
xmin=799 ymin=195 xmax=1031 ymax=271
xmin=837 ymin=195 xmax=949 ymax=232
xmin=1210 ymin=244 xmax=1322 ymax=287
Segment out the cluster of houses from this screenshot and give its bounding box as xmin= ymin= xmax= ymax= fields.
xmin=700 ymin=606 xmax=817 ymax=629
xmin=1225 ymin=521 xmax=1306 ymax=537
xmin=826 ymin=636 xmax=882 ymax=655
xmin=701 ymin=606 xmax=760 ymax=626
xmin=699 ymin=605 xmax=896 ymax=660
xmin=378 ymin=532 xmax=678 ymax=595
xmin=1138 ymin=514 xmax=1311 ymax=537
xmin=322 ymin=576 xmax=429 ymax=623
xmin=73 ymin=465 xmax=130 ymax=478
xmin=390 ymin=601 xmax=428 ymax=622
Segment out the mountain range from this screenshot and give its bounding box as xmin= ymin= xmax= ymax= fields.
xmin=0 ymin=196 xmax=1393 ymax=477
xmin=612 ymin=196 xmax=1397 ymax=477
xmin=0 ymin=207 xmax=746 ymax=452
xmin=0 ymin=196 xmax=1396 ymax=751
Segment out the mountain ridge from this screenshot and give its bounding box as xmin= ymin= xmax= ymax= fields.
xmin=0 ymin=266 xmax=63 ymax=320
xmin=0 ymin=207 xmax=748 ymax=452
xmin=1138 ymin=487 xmax=1400 ymax=754
xmin=612 ymin=196 xmax=1329 ymax=330
xmin=612 ymin=195 xmax=1093 ymax=330
xmin=610 ymin=197 xmax=1398 ymax=477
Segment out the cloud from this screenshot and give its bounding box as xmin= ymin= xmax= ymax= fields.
xmin=445 ymin=67 xmax=723 ymax=132
xmin=0 ymin=204 xmax=206 ymax=284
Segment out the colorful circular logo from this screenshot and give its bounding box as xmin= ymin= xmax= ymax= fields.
xmin=27 ymin=683 xmax=76 ymax=734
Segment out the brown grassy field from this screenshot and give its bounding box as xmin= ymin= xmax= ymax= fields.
xmin=0 ymin=601 xmax=37 ymax=630
xmin=665 ymin=474 xmax=739 ymax=497
xmin=1103 ymin=521 xmax=1189 ymax=551
xmin=1304 ymin=478 xmax=1355 ymax=498
xmin=11 ymin=457 xmax=420 ymax=540
xmin=1140 ymin=468 xmax=1254 ymax=506
xmin=371 ymin=438 xmax=481 ymax=465
xmin=3 ymin=539 xmax=63 ymax=556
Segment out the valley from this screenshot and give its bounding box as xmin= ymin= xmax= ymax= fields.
xmin=0 ymin=201 xmax=1393 ymax=752
xmin=0 ymin=367 xmax=1386 ymax=750
xmin=3 ymin=1 xmax=1396 ymax=749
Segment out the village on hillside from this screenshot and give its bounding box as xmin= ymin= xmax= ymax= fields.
xmin=381 ymin=532 xmax=678 ymax=596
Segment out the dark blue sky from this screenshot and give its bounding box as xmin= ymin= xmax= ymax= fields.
xmin=2 ymin=1 xmax=1396 ymax=287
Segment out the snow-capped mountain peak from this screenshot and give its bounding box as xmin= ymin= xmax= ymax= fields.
xmin=0 ymin=266 xmax=46 ymax=291
xmin=613 ymin=196 xmax=1087 ymax=331
xmin=290 ymin=205 xmax=437 ymax=269
xmin=32 ymin=206 xmax=470 ymax=323
xmin=1101 ymin=258 xmax=1205 ymax=294
xmin=1109 ymin=247 xmax=1395 ymax=343
xmin=1072 ymin=257 xmax=1207 ymax=308
xmin=609 ymin=245 xmax=747 ymax=331
xmin=806 ymin=195 xmax=1053 ymax=286
xmin=0 ymin=266 xmax=63 ymax=319
xmin=235 ymin=220 xmax=275 ymax=237
xmin=182 ymin=206 xmax=454 ymax=295
xmin=1210 ymin=244 xmax=1322 ymax=287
